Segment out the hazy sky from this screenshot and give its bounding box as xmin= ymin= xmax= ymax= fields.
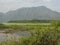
xmin=0 ymin=0 xmax=60 ymax=12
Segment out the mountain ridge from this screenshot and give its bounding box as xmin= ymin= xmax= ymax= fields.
xmin=0 ymin=6 xmax=60 ymax=23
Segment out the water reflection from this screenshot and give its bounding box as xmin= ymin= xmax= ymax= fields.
xmin=0 ymin=31 xmax=30 ymax=41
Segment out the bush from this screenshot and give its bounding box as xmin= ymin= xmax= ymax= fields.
xmin=0 ymin=22 xmax=60 ymax=45
xmin=0 ymin=28 xmax=59 ymax=45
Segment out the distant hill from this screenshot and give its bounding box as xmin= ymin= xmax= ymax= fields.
xmin=0 ymin=6 xmax=60 ymax=23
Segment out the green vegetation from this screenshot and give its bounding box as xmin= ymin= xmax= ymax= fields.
xmin=0 ymin=23 xmax=8 ymax=29
xmin=0 ymin=20 xmax=60 ymax=45
xmin=8 ymin=20 xmax=52 ymax=23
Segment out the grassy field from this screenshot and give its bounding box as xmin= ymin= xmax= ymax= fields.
xmin=3 ymin=23 xmax=51 ymax=25
xmin=0 ymin=23 xmax=52 ymax=33
xmin=0 ymin=21 xmax=60 ymax=45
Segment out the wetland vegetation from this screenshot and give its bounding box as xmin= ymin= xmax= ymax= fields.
xmin=0 ymin=20 xmax=60 ymax=45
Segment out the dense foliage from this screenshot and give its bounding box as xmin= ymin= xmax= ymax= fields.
xmin=0 ymin=20 xmax=60 ymax=45
xmin=8 ymin=20 xmax=51 ymax=23
xmin=0 ymin=23 xmax=8 ymax=29
xmin=0 ymin=26 xmax=60 ymax=45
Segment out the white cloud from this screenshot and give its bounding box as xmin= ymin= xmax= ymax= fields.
xmin=0 ymin=0 xmax=43 ymax=12
xmin=43 ymin=0 xmax=52 ymax=2
xmin=0 ymin=0 xmax=59 ymax=12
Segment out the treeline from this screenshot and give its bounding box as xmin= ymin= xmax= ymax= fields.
xmin=0 ymin=20 xmax=60 ymax=29
xmin=8 ymin=20 xmax=56 ymax=23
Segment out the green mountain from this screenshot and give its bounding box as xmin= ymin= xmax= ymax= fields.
xmin=0 ymin=6 xmax=60 ymax=22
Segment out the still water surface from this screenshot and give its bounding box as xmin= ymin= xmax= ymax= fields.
xmin=0 ymin=31 xmax=30 ymax=41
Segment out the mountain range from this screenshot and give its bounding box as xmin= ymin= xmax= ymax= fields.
xmin=0 ymin=6 xmax=60 ymax=23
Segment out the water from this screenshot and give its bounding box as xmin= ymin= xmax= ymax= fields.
xmin=0 ymin=31 xmax=30 ymax=41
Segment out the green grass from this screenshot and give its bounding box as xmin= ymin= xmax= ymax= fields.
xmin=0 ymin=21 xmax=60 ymax=45
xmin=0 ymin=26 xmax=60 ymax=45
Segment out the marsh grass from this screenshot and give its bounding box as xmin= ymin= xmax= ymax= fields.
xmin=0 ymin=21 xmax=60 ymax=45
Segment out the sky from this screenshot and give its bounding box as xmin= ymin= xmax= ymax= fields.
xmin=0 ymin=0 xmax=60 ymax=13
